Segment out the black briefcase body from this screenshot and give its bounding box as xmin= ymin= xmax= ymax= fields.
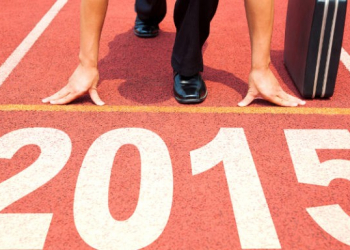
xmin=284 ymin=0 xmax=347 ymax=98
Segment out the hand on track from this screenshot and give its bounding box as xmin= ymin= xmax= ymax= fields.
xmin=42 ymin=64 xmax=105 ymax=105
xmin=238 ymin=67 xmax=306 ymax=107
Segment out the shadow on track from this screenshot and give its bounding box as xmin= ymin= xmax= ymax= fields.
xmin=87 ymin=30 xmax=300 ymax=105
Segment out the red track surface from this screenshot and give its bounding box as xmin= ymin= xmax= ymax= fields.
xmin=0 ymin=0 xmax=350 ymax=249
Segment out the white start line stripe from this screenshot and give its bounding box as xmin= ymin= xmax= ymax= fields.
xmin=0 ymin=0 xmax=68 ymax=87
xmin=341 ymin=47 xmax=350 ymax=73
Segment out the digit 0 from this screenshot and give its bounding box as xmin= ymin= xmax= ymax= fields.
xmin=74 ymin=128 xmax=173 ymax=250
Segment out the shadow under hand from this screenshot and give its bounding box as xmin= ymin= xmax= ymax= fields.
xmin=98 ymin=29 xmax=175 ymax=104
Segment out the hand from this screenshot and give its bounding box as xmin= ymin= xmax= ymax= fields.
xmin=238 ymin=67 xmax=306 ymax=107
xmin=42 ymin=64 xmax=105 ymax=105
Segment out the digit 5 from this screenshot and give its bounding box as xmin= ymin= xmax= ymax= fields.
xmin=285 ymin=129 xmax=350 ymax=246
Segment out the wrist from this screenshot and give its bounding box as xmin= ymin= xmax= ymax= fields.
xmin=251 ymin=61 xmax=270 ymax=71
xmin=251 ymin=51 xmax=271 ymax=71
xmin=79 ymin=53 xmax=98 ymax=68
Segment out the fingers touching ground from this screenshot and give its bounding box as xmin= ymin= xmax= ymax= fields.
xmin=43 ymin=64 xmax=303 ymax=107
xmin=89 ymin=87 xmax=105 ymax=106
xmin=42 ymin=65 xmax=105 ymax=105
xmin=238 ymin=90 xmax=257 ymax=107
xmin=238 ymin=68 xmax=306 ymax=107
xmin=42 ymin=87 xmax=70 ymax=104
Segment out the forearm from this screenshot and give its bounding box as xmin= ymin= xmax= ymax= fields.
xmin=244 ymin=0 xmax=274 ymax=70
xmin=79 ymin=0 xmax=109 ymax=68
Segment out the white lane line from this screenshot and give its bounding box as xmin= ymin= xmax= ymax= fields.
xmin=341 ymin=47 xmax=350 ymax=73
xmin=0 ymin=0 xmax=68 ymax=86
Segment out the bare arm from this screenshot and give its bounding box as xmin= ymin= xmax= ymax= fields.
xmin=238 ymin=0 xmax=305 ymax=107
xmin=43 ymin=0 xmax=108 ymax=105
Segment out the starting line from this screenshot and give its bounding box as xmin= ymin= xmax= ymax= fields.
xmin=1 ymin=104 xmax=350 ymax=115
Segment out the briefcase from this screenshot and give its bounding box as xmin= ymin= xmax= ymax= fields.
xmin=284 ymin=0 xmax=347 ymax=98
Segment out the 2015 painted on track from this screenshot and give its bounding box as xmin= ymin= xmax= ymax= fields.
xmin=0 ymin=128 xmax=349 ymax=249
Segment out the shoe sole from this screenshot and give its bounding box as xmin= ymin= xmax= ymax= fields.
xmin=174 ymin=91 xmax=208 ymax=104
xmin=133 ymin=30 xmax=159 ymax=38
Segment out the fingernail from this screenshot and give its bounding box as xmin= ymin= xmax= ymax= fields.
xmin=42 ymin=99 xmax=48 ymax=103
xmin=300 ymin=101 xmax=306 ymax=105
xmin=97 ymin=102 xmax=105 ymax=106
xmin=50 ymin=101 xmax=56 ymax=104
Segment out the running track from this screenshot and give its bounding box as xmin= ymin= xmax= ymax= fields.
xmin=0 ymin=0 xmax=350 ymax=249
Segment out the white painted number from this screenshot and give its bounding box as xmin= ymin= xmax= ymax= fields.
xmin=74 ymin=128 xmax=173 ymax=250
xmin=2 ymin=127 xmax=348 ymax=249
xmin=285 ymin=129 xmax=350 ymax=246
xmin=0 ymin=128 xmax=72 ymax=249
xmin=190 ymin=128 xmax=281 ymax=249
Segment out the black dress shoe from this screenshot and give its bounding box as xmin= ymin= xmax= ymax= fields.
xmin=173 ymin=72 xmax=207 ymax=104
xmin=134 ymin=16 xmax=159 ymax=38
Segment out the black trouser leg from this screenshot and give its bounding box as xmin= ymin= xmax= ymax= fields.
xmin=135 ymin=0 xmax=167 ymax=25
xmin=171 ymin=0 xmax=219 ymax=76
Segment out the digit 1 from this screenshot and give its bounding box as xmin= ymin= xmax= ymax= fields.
xmin=190 ymin=128 xmax=281 ymax=249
